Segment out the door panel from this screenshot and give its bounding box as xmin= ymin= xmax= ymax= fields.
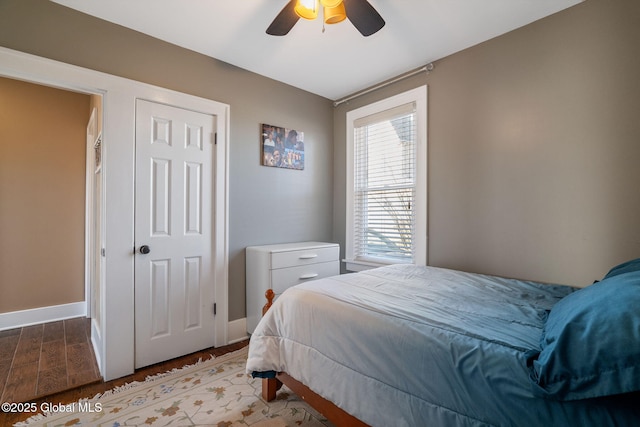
xmin=135 ymin=99 xmax=216 ymax=368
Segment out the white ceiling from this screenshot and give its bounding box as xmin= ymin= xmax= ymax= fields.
xmin=52 ymin=0 xmax=582 ymax=101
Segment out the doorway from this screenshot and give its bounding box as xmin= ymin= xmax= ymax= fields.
xmin=0 ymin=76 xmax=99 ymax=401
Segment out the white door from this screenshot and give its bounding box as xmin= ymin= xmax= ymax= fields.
xmin=135 ymin=99 xmax=216 ymax=368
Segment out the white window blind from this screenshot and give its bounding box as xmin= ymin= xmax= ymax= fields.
xmin=353 ymin=102 xmax=417 ymax=263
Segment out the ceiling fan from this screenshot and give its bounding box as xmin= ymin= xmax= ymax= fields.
xmin=267 ymin=0 xmax=385 ymax=37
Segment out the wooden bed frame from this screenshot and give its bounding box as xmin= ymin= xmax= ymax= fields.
xmin=260 ymin=289 xmax=369 ymax=427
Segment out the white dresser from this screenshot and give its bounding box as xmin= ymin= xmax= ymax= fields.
xmin=246 ymin=241 xmax=340 ymax=334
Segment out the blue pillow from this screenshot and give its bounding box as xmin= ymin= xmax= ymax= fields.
xmin=603 ymin=257 xmax=640 ymax=280
xmin=528 ymin=270 xmax=640 ymax=401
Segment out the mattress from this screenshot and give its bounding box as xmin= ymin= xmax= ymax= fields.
xmin=246 ymin=264 xmax=640 ymax=426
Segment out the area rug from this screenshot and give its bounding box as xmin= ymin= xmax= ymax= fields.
xmin=16 ymin=347 xmax=333 ymax=427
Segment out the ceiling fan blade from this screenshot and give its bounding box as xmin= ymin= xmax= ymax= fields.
xmin=343 ymin=0 xmax=385 ymax=37
xmin=266 ymin=0 xmax=300 ymax=36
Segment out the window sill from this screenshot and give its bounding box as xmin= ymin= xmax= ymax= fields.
xmin=343 ymin=259 xmax=391 ymax=272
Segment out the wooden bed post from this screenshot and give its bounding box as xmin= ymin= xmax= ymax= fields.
xmin=262 ymin=288 xmax=275 ymax=315
xmin=261 ymin=288 xmax=283 ymax=401
xmin=262 ymin=376 xmax=281 ymax=401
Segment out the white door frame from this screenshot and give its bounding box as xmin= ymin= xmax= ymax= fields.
xmin=85 ymin=106 xmax=100 ymax=322
xmin=0 ymin=47 xmax=230 ymax=381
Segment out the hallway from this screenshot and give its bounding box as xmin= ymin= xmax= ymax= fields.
xmin=0 ymin=317 xmax=100 ymax=403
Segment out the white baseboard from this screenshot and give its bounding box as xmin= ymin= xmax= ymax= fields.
xmin=227 ymin=317 xmax=249 ymax=344
xmin=0 ymin=302 xmax=86 ymax=331
xmin=0 ymin=303 xmax=245 ymax=352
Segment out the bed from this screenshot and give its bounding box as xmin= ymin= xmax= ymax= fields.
xmin=246 ymin=262 xmax=640 ymax=426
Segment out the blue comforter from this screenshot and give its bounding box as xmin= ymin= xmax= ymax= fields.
xmin=246 ymin=264 xmax=640 ymax=426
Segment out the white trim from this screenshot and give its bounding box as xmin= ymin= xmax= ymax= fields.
xmin=90 ymin=321 xmax=103 ymax=376
xmin=0 ymin=302 xmax=86 ymax=331
xmin=343 ymin=259 xmax=385 ymax=272
xmin=0 ymin=47 xmax=230 ymax=381
xmin=214 ymin=104 xmax=231 ymax=347
xmin=227 ymin=317 xmax=249 ymax=344
xmin=345 ymin=86 xmax=428 ymax=269
xmin=85 ymin=107 xmax=98 ymax=320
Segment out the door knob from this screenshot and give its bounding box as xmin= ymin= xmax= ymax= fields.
xmin=139 ymin=245 xmax=151 ymax=255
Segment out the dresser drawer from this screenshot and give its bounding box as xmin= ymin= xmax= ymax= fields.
xmin=271 ymin=261 xmax=339 ymax=294
xmin=246 ymin=241 xmax=340 ymax=335
xmin=271 ymin=245 xmax=339 ymax=269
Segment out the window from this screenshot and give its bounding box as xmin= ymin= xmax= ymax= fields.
xmin=345 ymin=86 xmax=427 ymax=271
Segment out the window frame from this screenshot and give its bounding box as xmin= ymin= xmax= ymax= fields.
xmin=345 ymin=86 xmax=428 ymax=271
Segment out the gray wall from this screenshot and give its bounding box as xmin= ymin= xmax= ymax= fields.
xmin=334 ymin=0 xmax=640 ymax=287
xmin=0 ymin=0 xmax=335 ymax=321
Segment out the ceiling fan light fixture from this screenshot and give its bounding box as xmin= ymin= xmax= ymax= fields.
xmin=294 ymin=0 xmax=319 ymax=20
xmin=320 ymin=0 xmax=343 ymax=7
xmin=324 ymin=3 xmax=347 ymax=25
xmin=267 ymin=0 xmax=384 ymax=37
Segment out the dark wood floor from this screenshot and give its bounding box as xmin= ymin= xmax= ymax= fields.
xmin=1 ymin=321 xmax=249 ymax=426
xmin=0 ymin=317 xmax=101 ymax=405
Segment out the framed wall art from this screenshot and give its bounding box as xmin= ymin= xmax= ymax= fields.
xmin=261 ymin=123 xmax=304 ymax=170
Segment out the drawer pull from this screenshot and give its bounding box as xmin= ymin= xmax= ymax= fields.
xmin=299 ymin=254 xmax=318 ymax=259
xmin=299 ymin=273 xmax=319 ymax=280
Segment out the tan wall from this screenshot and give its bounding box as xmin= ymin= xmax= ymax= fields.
xmin=0 ymin=77 xmax=90 ymax=313
xmin=334 ymin=0 xmax=640 ymax=287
